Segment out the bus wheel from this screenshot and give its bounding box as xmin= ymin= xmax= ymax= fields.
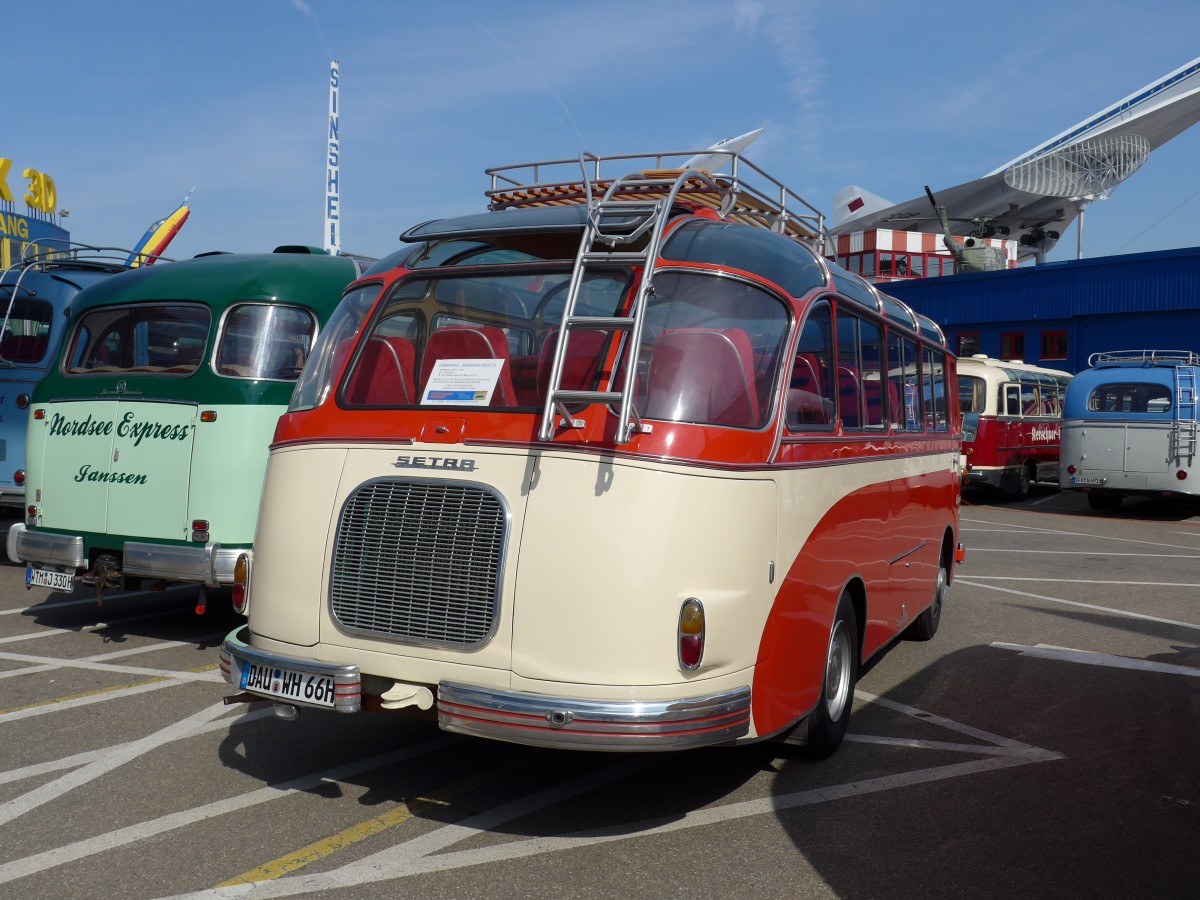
xmin=904 ymin=563 xmax=946 ymax=641
xmin=1087 ymin=491 xmax=1123 ymax=512
xmin=1006 ymin=461 xmax=1033 ymax=501
xmin=804 ymin=592 xmax=858 ymax=759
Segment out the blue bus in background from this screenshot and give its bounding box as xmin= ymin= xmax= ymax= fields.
xmin=0 ymin=242 xmax=144 ymax=506
xmin=1060 ymin=350 xmax=1199 ymax=511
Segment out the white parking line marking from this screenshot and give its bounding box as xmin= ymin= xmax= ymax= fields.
xmin=966 ymin=550 xmax=1200 ymax=557
xmin=955 ymin=578 xmax=1200 ymax=631
xmin=0 ymin=633 xmax=227 ymax=681
xmin=0 ymin=649 xmax=224 ymax=683
xmin=993 ymin=643 xmax=1200 ymax=677
xmin=0 ymin=708 xmax=272 ymax=786
xmin=963 ymin=576 xmax=1200 ymax=587
xmin=961 ymin=516 xmax=1200 ymax=552
xmin=0 ymin=677 xmax=207 ymax=724
xmin=0 ymin=701 xmax=234 ymax=828
xmin=171 ymin=753 xmax=1060 ymax=899
xmin=0 ymin=736 xmax=458 ymax=886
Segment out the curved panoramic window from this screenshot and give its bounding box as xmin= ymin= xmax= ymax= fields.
xmin=336 ymin=271 xmax=626 ymax=411
xmin=0 ymin=298 xmax=53 ymax=363
xmin=661 ymin=219 xmax=826 ymax=298
xmin=635 ymin=270 xmax=789 ymax=429
xmin=65 ymin=304 xmax=211 ymax=375
xmin=215 ymin=304 xmax=318 ymax=381
xmin=290 ymin=284 xmax=381 ymax=411
xmin=786 ymin=300 xmax=835 ymax=430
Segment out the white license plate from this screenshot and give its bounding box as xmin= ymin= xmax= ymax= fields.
xmin=26 ymin=566 xmax=75 ymax=592
xmin=239 ymin=661 xmax=335 ymax=708
xmin=1072 ymin=476 xmax=1105 ymax=485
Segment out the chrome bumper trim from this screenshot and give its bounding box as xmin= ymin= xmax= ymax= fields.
xmin=437 ymin=682 xmax=751 ymax=751
xmin=123 ymin=541 xmax=242 ymax=587
xmin=220 ymin=625 xmax=362 ymax=713
xmin=11 ymin=525 xmax=86 ymax=569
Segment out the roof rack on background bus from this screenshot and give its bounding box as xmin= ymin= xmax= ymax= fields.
xmin=2 ymin=239 xmax=169 ymax=281
xmin=1088 ymin=349 xmax=1200 ymax=367
xmin=484 ymin=148 xmax=831 ymax=255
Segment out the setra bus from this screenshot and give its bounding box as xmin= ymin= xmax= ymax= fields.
xmin=7 ymin=246 xmax=366 ymax=610
xmin=957 ymin=354 xmax=1072 ymax=500
xmin=220 ymin=150 xmax=964 ymax=756
xmin=1061 ymin=349 xmax=1198 ymax=511
xmin=0 ymin=242 xmax=149 ymax=507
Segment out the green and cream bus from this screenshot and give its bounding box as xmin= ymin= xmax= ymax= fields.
xmin=6 ymin=246 xmax=367 ymax=611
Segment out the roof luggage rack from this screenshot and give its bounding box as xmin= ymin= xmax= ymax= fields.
xmin=491 ymin=149 xmax=828 ymax=445
xmin=485 ymin=147 xmax=829 ymax=251
xmin=1088 ymin=349 xmax=1200 ymax=367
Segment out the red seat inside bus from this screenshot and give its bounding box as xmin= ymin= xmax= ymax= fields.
xmin=420 ymin=325 xmax=516 ymax=406
xmin=643 ymin=328 xmax=759 ymax=428
xmin=344 ymin=336 xmax=417 ymax=405
xmin=535 ymin=327 xmax=609 ymax=401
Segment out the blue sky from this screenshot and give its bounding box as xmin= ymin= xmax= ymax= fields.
xmin=8 ymin=1 xmax=1199 ymax=265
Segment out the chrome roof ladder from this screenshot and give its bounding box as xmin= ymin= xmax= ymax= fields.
xmin=536 ymin=162 xmax=724 ymax=444
xmin=1171 ymin=364 xmax=1197 ymax=465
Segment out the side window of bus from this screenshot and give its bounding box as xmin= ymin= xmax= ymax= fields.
xmin=1018 ymin=373 xmax=1040 ymax=416
xmin=886 ymin=333 xmax=922 ymax=431
xmin=836 ymin=309 xmax=885 ymax=430
xmin=923 ymin=348 xmax=948 ymax=431
xmin=1002 ymin=383 xmax=1021 ymax=417
xmin=639 ymin=271 xmax=788 ymax=429
xmin=787 ymin=302 xmax=834 ymax=429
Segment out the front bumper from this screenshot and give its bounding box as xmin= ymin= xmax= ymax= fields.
xmin=220 ymin=625 xmax=752 ymax=751
xmin=221 ymin=626 xmax=362 ymax=713
xmin=8 ymin=524 xmax=242 ymax=586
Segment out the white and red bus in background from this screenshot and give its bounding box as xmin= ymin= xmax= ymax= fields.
xmin=957 ymin=355 xmax=1072 ymax=500
xmin=220 ymin=149 xmax=964 ymax=758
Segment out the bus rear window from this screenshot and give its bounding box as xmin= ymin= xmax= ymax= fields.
xmin=0 ymin=298 xmax=53 ymax=363
xmin=216 ymin=304 xmax=318 ymax=381
xmin=66 ymin=304 xmax=211 ymax=375
xmin=1087 ymin=382 xmax=1173 ymax=414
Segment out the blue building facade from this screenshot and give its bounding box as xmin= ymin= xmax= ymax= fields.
xmin=881 ymin=246 xmax=1200 ymax=374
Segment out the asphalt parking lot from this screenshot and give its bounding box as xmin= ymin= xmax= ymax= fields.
xmin=0 ymin=489 xmax=1197 ymax=899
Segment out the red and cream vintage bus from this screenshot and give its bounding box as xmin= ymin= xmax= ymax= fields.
xmin=220 ymin=150 xmax=963 ymax=756
xmin=957 ymin=355 xmax=1072 ymax=500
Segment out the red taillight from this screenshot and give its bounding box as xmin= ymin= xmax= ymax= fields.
xmin=13 ymin=470 xmax=24 ymax=485
xmin=1067 ymin=465 xmax=1076 ymax=475
xmin=678 ymin=598 xmax=704 ymax=670
xmin=191 ymin=519 xmax=210 ymax=542
xmin=200 ymin=410 xmax=217 ymax=422
xmin=231 ymin=584 xmax=247 ymax=614
xmin=16 ymin=394 xmax=29 ymax=409
xmin=33 ymin=409 xmax=45 ymax=420
xmin=1177 ymin=470 xmax=1188 ymax=481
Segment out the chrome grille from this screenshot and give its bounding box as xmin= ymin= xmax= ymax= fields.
xmin=331 ymin=479 xmax=506 ymax=646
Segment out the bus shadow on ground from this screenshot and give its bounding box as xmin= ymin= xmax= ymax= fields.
xmin=775 ymin=642 xmax=1200 ymax=899
xmin=204 ymin=637 xmax=1198 ymax=896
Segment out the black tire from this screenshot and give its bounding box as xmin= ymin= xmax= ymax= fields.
xmin=1005 ymin=461 xmax=1033 ymax=501
xmin=904 ymin=563 xmax=946 ymax=641
xmin=1087 ymin=491 xmax=1123 ymax=512
xmin=804 ymin=591 xmax=858 ymax=760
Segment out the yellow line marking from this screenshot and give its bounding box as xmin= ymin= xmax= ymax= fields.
xmin=0 ymin=663 xmax=219 ymax=716
xmin=216 ymin=766 xmax=512 ymax=887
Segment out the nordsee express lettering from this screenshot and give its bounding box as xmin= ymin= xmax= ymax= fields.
xmin=47 ymin=411 xmax=191 ymax=447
